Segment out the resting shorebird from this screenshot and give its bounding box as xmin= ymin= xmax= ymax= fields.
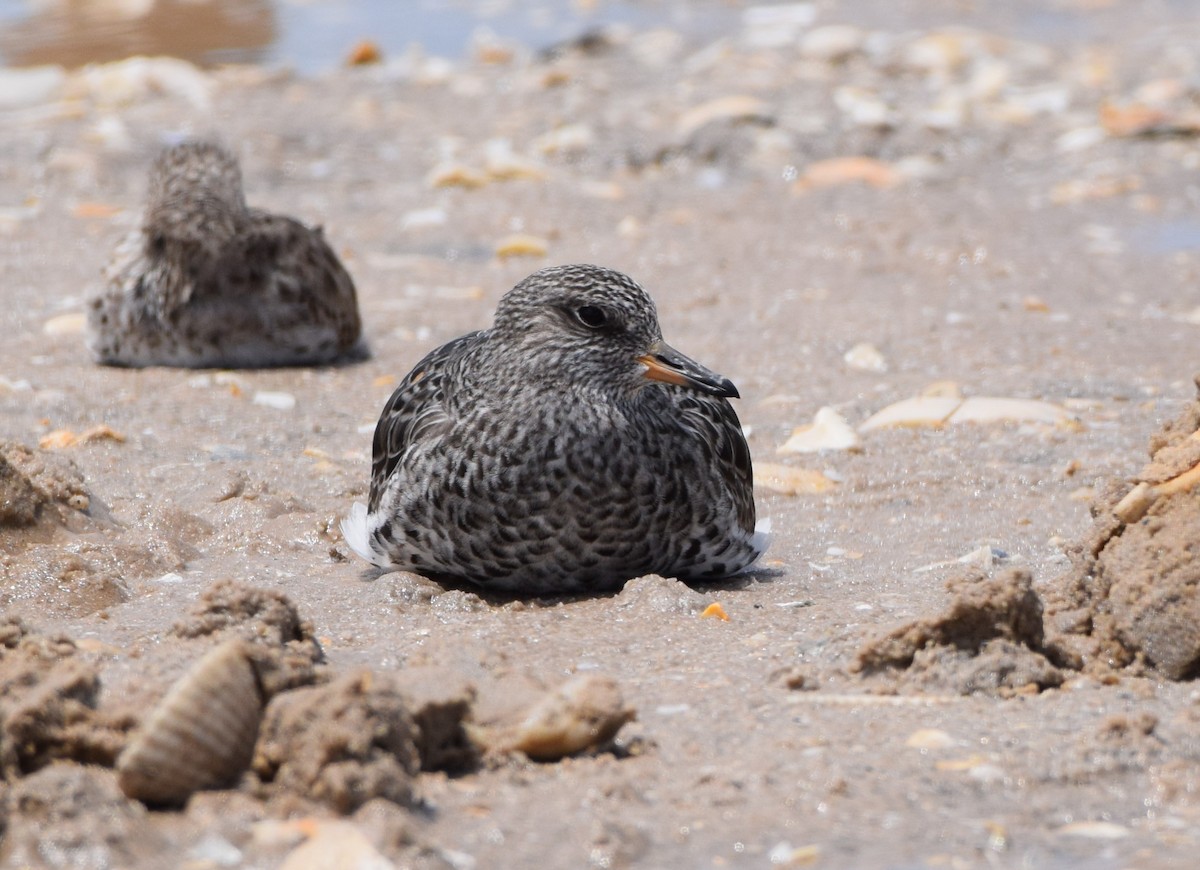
xmin=86 ymin=140 xmax=362 ymax=367
xmin=343 ymin=264 xmax=766 ymax=594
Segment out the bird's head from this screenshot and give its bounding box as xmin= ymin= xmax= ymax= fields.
xmin=492 ymin=264 xmax=739 ymax=399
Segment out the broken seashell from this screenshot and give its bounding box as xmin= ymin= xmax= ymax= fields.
xmin=117 ymin=640 xmax=264 ymax=806
xmin=499 ymin=674 xmax=635 ymax=761
xmin=676 ymin=95 xmax=771 ymax=140
xmin=43 ymin=312 xmax=87 ymax=336
xmin=905 ymin=728 xmax=955 ymax=749
xmin=483 ymin=139 xmax=546 ymax=181
xmin=794 ymin=156 xmax=902 ymax=192
xmin=778 ymin=407 xmax=862 ymax=454
xmin=860 ymin=395 xmax=1073 ymax=431
xmin=38 ymin=424 xmax=126 ymax=450
xmin=947 ymin=397 xmax=1070 ymax=426
xmin=426 ymin=163 xmax=488 ymax=189
xmin=859 ymin=396 xmax=960 ymax=431
xmin=843 ymin=342 xmax=888 ymax=373
xmin=1055 ymin=821 xmax=1130 ymax=840
xmin=494 ymin=234 xmax=549 ymax=258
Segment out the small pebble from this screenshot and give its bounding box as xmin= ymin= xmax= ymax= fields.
xmin=253 ymin=391 xmax=297 ymax=411
xmin=843 ymin=342 xmax=888 ymax=372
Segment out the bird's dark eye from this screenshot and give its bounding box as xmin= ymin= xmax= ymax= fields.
xmin=576 ymin=305 xmax=608 ymax=329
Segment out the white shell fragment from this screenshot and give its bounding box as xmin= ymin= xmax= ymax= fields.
xmin=116 ymin=640 xmax=264 ymax=805
xmin=1055 ymin=821 xmax=1131 ymax=840
xmin=778 ymin=407 xmax=862 ymax=454
xmin=676 ymin=95 xmax=771 ymax=140
xmin=948 ymin=397 xmax=1070 ymax=426
xmin=252 ymin=390 xmax=297 ymax=411
xmin=843 ymin=342 xmax=888 ymax=373
xmin=860 ymin=396 xmax=1074 ymax=431
xmin=859 ymin=396 xmax=961 ymax=431
xmin=42 ymin=312 xmax=87 ymax=336
xmin=905 ymin=728 xmax=956 ymax=749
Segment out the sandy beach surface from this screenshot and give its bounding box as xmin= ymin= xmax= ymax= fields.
xmin=3 ymin=1 xmax=1200 ymax=867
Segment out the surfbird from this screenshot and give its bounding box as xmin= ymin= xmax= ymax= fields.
xmin=86 ymin=140 xmax=362 ymax=367
xmin=342 ymin=264 xmax=767 ymax=594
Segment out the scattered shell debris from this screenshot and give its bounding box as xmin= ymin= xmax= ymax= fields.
xmin=777 ymin=407 xmax=862 ymax=454
xmin=0 ymin=2 xmax=1198 ymax=864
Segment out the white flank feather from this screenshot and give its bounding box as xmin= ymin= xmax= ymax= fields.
xmin=750 ymin=517 xmax=772 ymax=561
xmin=340 ymin=502 xmax=380 ymax=565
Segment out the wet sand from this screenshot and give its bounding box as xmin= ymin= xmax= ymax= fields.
xmin=3 ymin=2 xmax=1200 ymax=867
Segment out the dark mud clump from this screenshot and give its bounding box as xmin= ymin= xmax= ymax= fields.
xmin=0 ymin=440 xmax=89 ymax=529
xmin=251 ymin=671 xmax=422 ymax=813
xmin=0 ymin=617 xmax=132 ymax=779
xmin=171 ymin=578 xmax=324 ymax=697
xmin=1047 ymin=377 xmax=1200 ymax=679
xmin=853 ymin=569 xmax=1066 ymax=695
xmin=389 ymin=666 xmax=479 ymax=773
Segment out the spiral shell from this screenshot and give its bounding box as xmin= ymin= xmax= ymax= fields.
xmin=116 ymin=639 xmax=263 ymax=805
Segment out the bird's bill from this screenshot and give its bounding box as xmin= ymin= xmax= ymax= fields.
xmin=637 ymin=341 xmax=740 ymax=399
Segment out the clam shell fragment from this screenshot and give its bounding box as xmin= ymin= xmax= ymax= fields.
xmin=116 ymin=640 xmax=264 ymax=806
xmin=502 ymin=674 xmax=635 ymax=761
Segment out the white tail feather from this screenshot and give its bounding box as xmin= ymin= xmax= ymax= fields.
xmin=750 ymin=517 xmax=772 ymax=562
xmin=340 ymin=502 xmax=382 ymax=565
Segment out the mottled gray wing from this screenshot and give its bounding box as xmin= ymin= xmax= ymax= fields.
xmin=367 ymin=334 xmax=479 ymax=511
xmin=672 ymin=392 xmax=756 ymax=529
xmin=227 ymin=212 xmax=362 ymax=347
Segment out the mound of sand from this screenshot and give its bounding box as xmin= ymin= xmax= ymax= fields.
xmin=1048 ymin=376 xmax=1200 ymax=679
xmin=855 ymin=377 xmax=1200 ymax=689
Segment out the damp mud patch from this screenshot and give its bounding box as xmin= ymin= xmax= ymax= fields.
xmin=251 ymin=671 xmax=423 ymax=814
xmin=171 ymin=578 xmax=324 ymax=696
xmin=0 ymin=617 xmax=132 ymax=779
xmin=852 ymin=569 xmax=1067 ymax=695
xmin=1047 ymin=376 xmax=1200 ymax=679
xmin=0 ymin=440 xmax=90 ymax=530
xmin=0 ymin=763 xmax=166 ymax=867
